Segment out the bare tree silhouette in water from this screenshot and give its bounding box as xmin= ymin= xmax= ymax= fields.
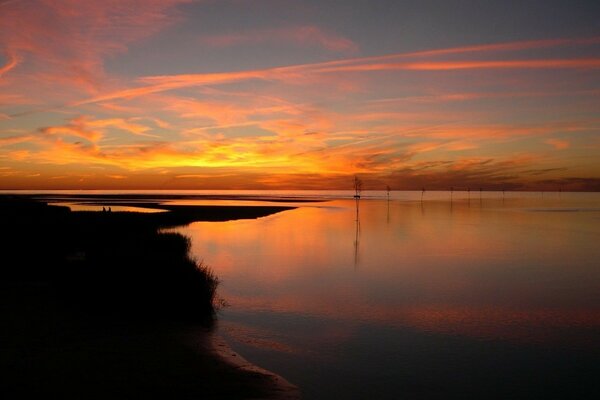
xmin=386 ymin=185 xmax=391 ymax=223
xmin=353 ymin=176 xmax=362 ymax=267
xmin=354 ymin=214 xmax=361 ymax=267
xmin=353 ymin=175 xmax=362 ymax=221
xmin=354 ymin=176 xmax=362 ymax=200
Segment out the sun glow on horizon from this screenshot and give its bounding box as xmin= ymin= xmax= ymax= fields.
xmin=1 ymin=1 xmax=599 ymax=190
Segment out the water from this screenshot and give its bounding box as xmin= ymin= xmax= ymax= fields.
xmin=5 ymin=189 xmax=598 ymax=397
xmin=53 ymin=202 xmax=167 ymax=213
xmin=174 ymin=191 xmax=600 ymax=399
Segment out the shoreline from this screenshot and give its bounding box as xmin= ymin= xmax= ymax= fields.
xmin=208 ymin=332 xmax=301 ymax=399
xmin=0 ymin=196 xmax=300 ymax=398
xmin=0 ymin=281 xmax=300 ymax=399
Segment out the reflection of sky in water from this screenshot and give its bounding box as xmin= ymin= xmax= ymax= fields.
xmin=55 ymin=202 xmax=167 ymax=213
xmin=176 ymin=194 xmax=600 ymax=399
xmin=163 ymin=199 xmax=313 ymax=207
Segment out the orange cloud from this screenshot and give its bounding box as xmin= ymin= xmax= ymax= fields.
xmin=2 ymin=25 xmax=599 ymax=190
xmin=34 ymin=115 xmax=160 ymax=148
xmin=545 ymin=138 xmax=570 ymax=149
xmin=405 ymin=36 xmax=600 ymax=57
xmin=40 ymin=116 xmax=103 ymax=142
xmin=3 ymin=114 xmax=399 ymax=175
xmin=0 ymin=133 xmax=35 ymax=146
xmin=316 ymin=59 xmax=600 ymax=73
xmin=85 ymin=118 xmax=158 ymax=138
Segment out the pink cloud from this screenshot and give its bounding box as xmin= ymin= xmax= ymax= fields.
xmin=70 ymin=36 xmax=599 ymax=106
xmin=0 ymin=50 xmax=21 ymax=78
xmin=76 ymin=58 xmax=590 ymax=107
xmin=0 ymin=0 xmax=190 ymax=93
xmin=405 ymin=36 xmax=600 ymax=58
xmin=315 ymin=59 xmax=600 ymax=73
xmin=200 ymin=25 xmax=358 ymax=53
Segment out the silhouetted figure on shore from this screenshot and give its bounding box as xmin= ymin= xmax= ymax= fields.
xmin=102 ymin=206 xmax=106 ymax=212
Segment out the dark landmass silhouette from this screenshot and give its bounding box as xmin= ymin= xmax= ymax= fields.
xmin=0 ymin=196 xmax=298 ymax=399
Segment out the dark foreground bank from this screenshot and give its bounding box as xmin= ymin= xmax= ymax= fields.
xmin=0 ymin=196 xmax=298 ymax=399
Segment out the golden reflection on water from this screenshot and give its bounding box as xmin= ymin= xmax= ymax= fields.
xmin=177 ymin=198 xmax=600 ymax=348
xmin=55 ymin=202 xmax=167 ymax=213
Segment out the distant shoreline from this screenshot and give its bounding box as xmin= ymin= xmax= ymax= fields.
xmin=1 ymin=189 xmax=598 ymax=195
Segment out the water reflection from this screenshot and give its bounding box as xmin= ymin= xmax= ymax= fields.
xmin=55 ymin=202 xmax=167 ymax=213
xmin=354 ymin=197 xmax=361 ymax=268
xmin=175 ymin=194 xmax=600 ymax=399
xmin=179 ymin=199 xmax=600 ymax=326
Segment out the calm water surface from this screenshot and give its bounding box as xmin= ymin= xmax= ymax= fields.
xmin=174 ymin=192 xmax=599 ymax=398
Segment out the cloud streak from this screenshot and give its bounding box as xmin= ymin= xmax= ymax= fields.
xmin=0 ymin=0 xmax=190 ymax=94
xmin=0 ymin=50 xmax=21 ymax=78
xmin=317 ymin=59 xmax=600 ymax=73
xmin=72 ymin=36 xmax=600 ymax=106
xmin=1 ymin=1 xmax=598 ymax=194
xmin=200 ymin=25 xmax=358 ymax=53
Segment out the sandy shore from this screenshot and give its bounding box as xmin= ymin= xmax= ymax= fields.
xmin=209 ymin=333 xmax=300 ymax=400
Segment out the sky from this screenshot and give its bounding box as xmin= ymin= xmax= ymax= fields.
xmin=0 ymin=0 xmax=599 ymax=190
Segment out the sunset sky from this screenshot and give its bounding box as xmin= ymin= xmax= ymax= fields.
xmin=1 ymin=0 xmax=599 ymax=190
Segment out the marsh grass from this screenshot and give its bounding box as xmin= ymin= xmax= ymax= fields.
xmin=1 ymin=197 xmax=223 ymax=323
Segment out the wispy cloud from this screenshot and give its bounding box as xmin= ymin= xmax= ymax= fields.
xmin=0 ymin=133 xmax=35 ymax=146
xmin=2 ymin=15 xmax=599 ymax=191
xmin=0 ymin=0 xmax=190 ymax=94
xmin=405 ymin=37 xmax=600 ymax=58
xmin=40 ymin=117 xmax=104 ymax=142
xmin=315 ymin=59 xmax=600 ymax=73
xmin=200 ymin=25 xmax=358 ymax=53
xmin=36 ymin=115 xmax=160 ymax=145
xmin=545 ymin=138 xmax=570 ymax=150
xmin=72 ymin=36 xmax=600 ymax=106
xmin=0 ymin=50 xmax=21 ymax=78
